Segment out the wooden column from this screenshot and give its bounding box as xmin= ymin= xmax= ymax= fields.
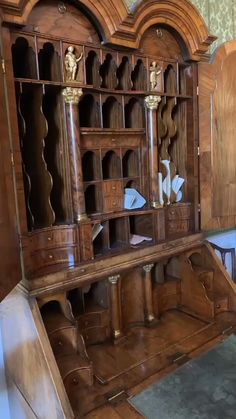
xmin=145 ymin=95 xmax=162 ymax=209
xmin=142 ymin=264 xmax=157 ymax=325
xmin=62 ymin=87 xmax=87 ymax=223
xmin=108 ymin=274 xmax=123 ymax=342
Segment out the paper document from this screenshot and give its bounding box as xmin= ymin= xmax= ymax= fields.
xmin=124 ymin=188 xmax=146 ymax=210
xmin=130 ymin=234 xmax=152 ymax=246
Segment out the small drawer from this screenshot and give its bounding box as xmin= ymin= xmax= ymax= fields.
xmin=63 ymin=367 xmax=93 ymax=390
xmin=49 ymin=328 xmax=77 ymax=357
xmin=82 ymin=326 xmax=109 ymax=345
xmin=167 ymin=220 xmax=190 ymax=235
xmin=78 ymin=310 xmax=108 ymax=329
xmin=81 ymin=132 xmax=143 ymax=148
xmin=103 ymin=196 xmax=123 ymax=212
xmin=215 ymin=296 xmax=229 ymax=314
xmin=26 ymin=246 xmax=78 ymax=274
xmin=167 ymin=205 xmax=190 ymax=221
xmin=23 ymin=226 xmax=76 ymax=251
xmin=103 ymin=180 xmax=123 ymax=196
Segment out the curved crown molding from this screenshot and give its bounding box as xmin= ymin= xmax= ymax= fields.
xmin=0 ymin=0 xmax=216 ymax=60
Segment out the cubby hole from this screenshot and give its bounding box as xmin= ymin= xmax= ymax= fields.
xmin=100 ymin=53 xmax=117 ymax=89
xmin=79 ymin=94 xmax=100 ymax=127
xmin=82 ymin=151 xmax=101 ymax=181
xmin=164 ymin=257 xmax=182 ymax=281
xmin=102 ymin=150 xmax=121 ymax=179
xmin=125 ymin=98 xmax=144 ymax=128
xmin=38 ymin=42 xmax=61 ymax=81
xmin=85 ymin=50 xmax=101 ymax=87
xmin=84 ymin=184 xmax=101 ymax=214
xmin=124 ymin=179 xmax=140 ymax=191
xmin=164 ymin=64 xmax=177 ymax=94
xmin=12 ymin=37 xmax=37 ymax=79
xmin=131 ymin=59 xmax=147 ymax=91
xmin=42 ymin=86 xmax=67 ymax=223
xmin=129 ymin=214 xmax=154 ymax=242
xmin=116 ymin=56 xmax=132 ymax=90
xmin=68 ymin=282 xmax=109 ymax=318
xmin=179 ymin=64 xmax=193 ymax=96
xmin=109 ymin=217 xmax=128 ymax=250
xmin=18 ymin=85 xmax=55 ymax=230
xmin=102 ymin=96 xmax=122 ymax=128
xmin=40 ymin=300 xmax=67 ymax=324
xmin=92 ymin=221 xmax=109 ymax=257
xmin=122 ymin=149 xmax=139 ymax=177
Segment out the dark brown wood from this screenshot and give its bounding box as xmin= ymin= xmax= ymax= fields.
xmin=199 ymin=41 xmax=236 ymax=230
xmin=0 ymin=26 xmax=21 ymax=301
xmin=63 ymin=89 xmax=88 ymax=223
xmin=108 ymin=274 xmax=123 ymax=342
xmin=142 ymin=264 xmax=157 ymax=324
xmin=3 ymin=2 xmax=236 ymax=419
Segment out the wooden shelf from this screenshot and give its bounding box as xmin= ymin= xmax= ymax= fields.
xmin=14 ymin=79 xmax=192 ymax=99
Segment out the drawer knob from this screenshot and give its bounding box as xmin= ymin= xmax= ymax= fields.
xmin=112 ymin=201 xmax=117 ymax=206
xmin=112 ymin=138 xmax=116 ymax=142
xmin=58 ymin=341 xmax=63 ymax=346
xmin=216 ymin=304 xmax=221 ymax=309
xmin=112 ymin=186 xmax=116 ymax=190
xmin=48 ymin=254 xmax=53 ymax=259
xmin=170 ymin=210 xmax=175 ymax=215
xmin=47 ymin=237 xmax=52 ymax=241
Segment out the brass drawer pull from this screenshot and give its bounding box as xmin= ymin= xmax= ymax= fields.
xmin=112 ymin=186 xmax=116 ymax=190
xmin=48 ymin=254 xmax=53 ymax=259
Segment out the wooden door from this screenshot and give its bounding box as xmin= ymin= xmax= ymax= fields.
xmin=0 ymin=38 xmax=21 ymax=301
xmin=199 ymin=41 xmax=236 ymax=231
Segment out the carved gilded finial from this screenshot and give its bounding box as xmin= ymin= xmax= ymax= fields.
xmin=145 ymin=95 xmax=161 ymax=110
xmin=62 ymin=87 xmax=83 ymax=104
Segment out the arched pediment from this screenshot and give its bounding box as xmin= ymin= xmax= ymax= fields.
xmin=0 ymin=0 xmax=216 ymax=60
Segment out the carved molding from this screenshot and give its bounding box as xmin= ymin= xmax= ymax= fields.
xmin=0 ymin=0 xmax=216 ymax=61
xmin=145 ymin=95 xmax=161 ymax=110
xmin=62 ymin=87 xmax=83 ymax=105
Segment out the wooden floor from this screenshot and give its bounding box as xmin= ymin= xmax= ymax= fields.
xmin=69 ymin=310 xmax=236 ymax=418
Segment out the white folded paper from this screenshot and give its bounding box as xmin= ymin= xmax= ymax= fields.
xmin=130 ymin=234 xmax=152 ymax=245
xmin=124 ymin=188 xmax=146 ymax=210
xmin=92 ymin=223 xmax=103 ymax=241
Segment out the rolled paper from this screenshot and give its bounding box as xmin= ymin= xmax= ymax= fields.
xmin=158 ymin=172 xmax=164 ymax=206
xmin=161 ymin=160 xmax=171 ymax=205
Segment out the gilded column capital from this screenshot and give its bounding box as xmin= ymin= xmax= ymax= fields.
xmin=62 ymin=87 xmax=83 ymax=104
xmin=145 ymin=95 xmax=161 ymax=110
xmin=108 ymin=274 xmax=120 ymax=285
xmin=143 ymin=264 xmax=154 ymax=273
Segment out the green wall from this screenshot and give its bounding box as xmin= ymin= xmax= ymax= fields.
xmin=125 ymin=0 xmax=236 ymax=52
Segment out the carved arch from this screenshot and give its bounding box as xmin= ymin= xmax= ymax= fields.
xmin=0 ymin=0 xmax=216 ymax=60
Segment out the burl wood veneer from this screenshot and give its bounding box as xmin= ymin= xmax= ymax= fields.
xmin=1 ymin=0 xmax=236 ymax=418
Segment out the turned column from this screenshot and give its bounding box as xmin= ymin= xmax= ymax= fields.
xmin=145 ymin=95 xmax=162 ymax=209
xmin=62 ymin=87 xmax=87 ymax=223
xmin=143 ymin=264 xmax=157 ymax=325
xmin=108 ymin=274 xmax=123 ymax=341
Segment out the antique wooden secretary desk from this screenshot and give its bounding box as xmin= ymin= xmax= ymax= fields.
xmin=1 ymin=0 xmax=236 ymax=417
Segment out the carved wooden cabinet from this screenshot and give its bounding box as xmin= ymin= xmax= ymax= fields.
xmin=1 ymin=0 xmax=236 ymax=418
